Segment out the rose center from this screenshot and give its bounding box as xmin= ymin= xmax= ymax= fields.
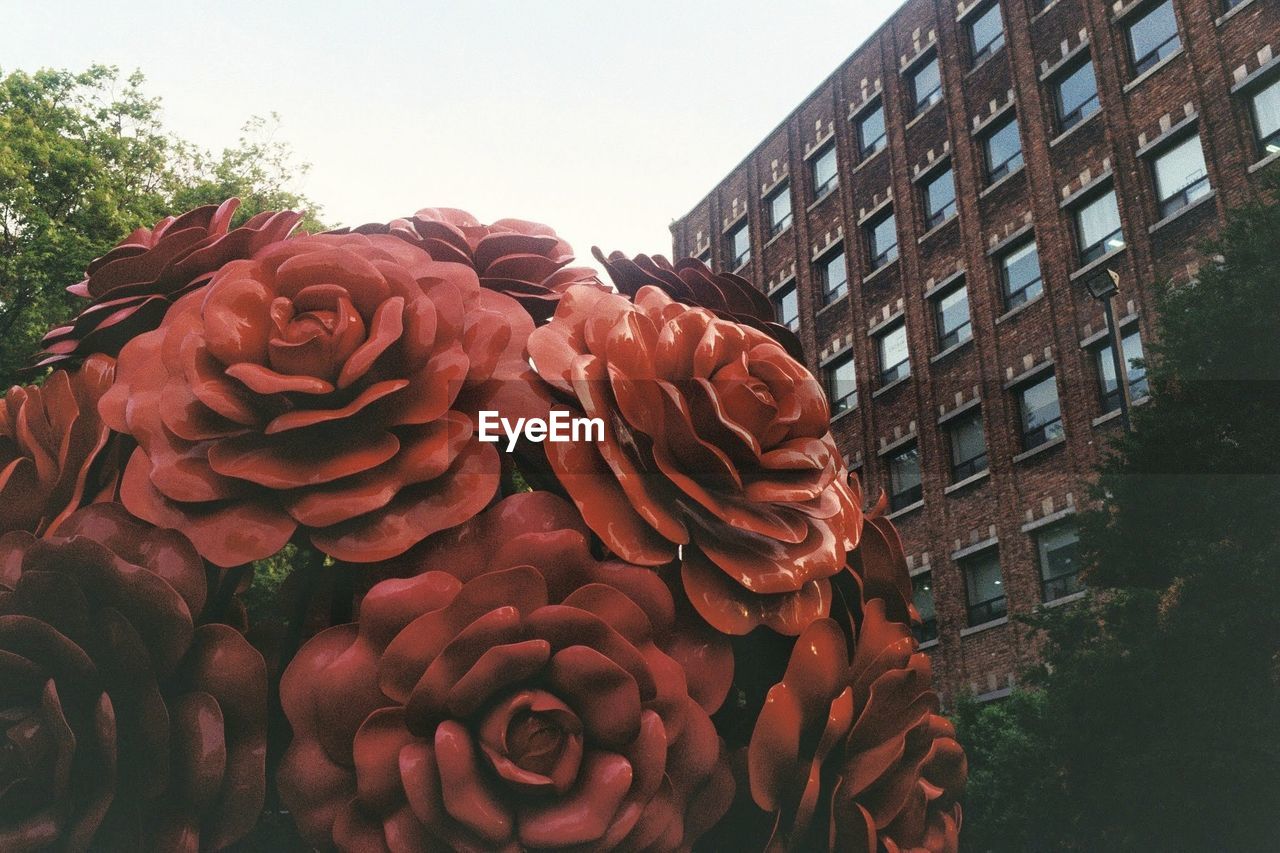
xmin=505 ymin=709 xmax=567 ymax=776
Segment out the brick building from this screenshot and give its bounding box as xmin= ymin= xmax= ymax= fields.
xmin=669 ymin=0 xmax=1280 ymax=701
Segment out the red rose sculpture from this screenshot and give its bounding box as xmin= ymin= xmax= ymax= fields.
xmin=100 ymin=232 xmax=541 ymax=567
xmin=0 ymin=503 xmax=267 ymax=850
xmin=278 ymin=492 xmax=734 ymax=851
xmin=527 ymin=284 xmax=862 ymax=636
xmin=1 ymin=354 xmax=117 ymax=536
xmin=748 ymin=600 xmax=966 ymax=851
xmin=335 ymin=208 xmax=604 ymax=323
xmin=36 ymin=199 xmax=302 ymax=370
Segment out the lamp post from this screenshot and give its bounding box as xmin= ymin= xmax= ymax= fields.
xmin=1086 ymin=269 xmax=1132 ymax=434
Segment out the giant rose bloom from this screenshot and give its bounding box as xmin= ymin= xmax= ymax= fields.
xmin=100 ymin=232 xmax=542 ymax=567
xmin=278 ymin=492 xmax=734 ymax=851
xmin=527 ymin=284 xmax=862 ymax=636
xmin=1 ymin=355 xmax=117 ymax=536
xmin=334 ymin=208 xmax=604 ymax=323
xmin=747 ymin=600 xmax=966 ymax=852
xmin=0 ymin=503 xmax=267 ymax=850
xmin=36 ymin=199 xmax=302 ymax=370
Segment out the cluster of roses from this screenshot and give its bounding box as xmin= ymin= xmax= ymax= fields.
xmin=1 ymin=198 xmax=965 ymax=851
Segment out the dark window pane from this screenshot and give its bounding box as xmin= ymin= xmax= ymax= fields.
xmin=913 ymin=573 xmax=938 ymax=643
xmin=970 ymin=3 xmax=1005 ymax=64
xmin=1039 ymin=525 xmax=1083 ymax=601
xmin=1056 ymin=60 xmax=1099 ymax=131
xmin=935 ymin=284 xmax=971 ymax=351
xmin=858 ymin=103 xmax=887 ymax=157
xmin=1019 ymin=373 xmax=1063 ymax=450
xmin=1000 ymin=240 xmax=1042 ymax=309
xmin=827 ymin=354 xmax=857 ymax=415
xmin=964 ymin=552 xmax=1006 ymax=626
xmin=949 ymin=411 xmax=988 ymax=481
xmin=911 ymin=57 xmax=942 ymax=115
xmin=923 ymin=168 xmax=957 ymax=228
xmin=888 ymin=445 xmax=922 ymax=511
xmin=878 ymin=323 xmax=910 ymax=385
xmin=1127 ymin=1 xmax=1180 ymax=76
xmin=984 ymin=116 xmax=1023 ymax=183
xmin=1097 ymin=329 xmax=1147 ymax=413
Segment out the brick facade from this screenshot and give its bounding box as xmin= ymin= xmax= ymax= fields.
xmin=670 ymin=0 xmax=1280 ymax=702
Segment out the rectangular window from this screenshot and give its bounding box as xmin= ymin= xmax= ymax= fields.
xmin=857 ymin=102 xmax=887 ymax=158
xmin=1153 ymin=135 xmax=1210 ymax=218
xmin=911 ymin=56 xmax=943 ymax=116
xmin=1018 ymin=373 xmax=1063 ymax=450
xmin=1097 ymin=328 xmax=1148 ymax=413
xmin=727 ymin=222 xmax=750 ymax=269
xmin=913 ymin=573 xmax=938 ymax=643
xmin=1075 ymin=190 xmax=1125 ymax=265
xmin=962 ymin=550 xmax=1006 ymax=626
xmin=934 ymin=283 xmax=971 ymax=351
xmin=1127 ymin=1 xmax=1180 ymax=76
xmin=877 ymin=323 xmax=911 ymax=386
xmin=768 ymin=185 xmax=792 ymax=236
xmin=1249 ymin=78 xmax=1280 ymax=157
xmin=812 ymin=145 xmax=838 ymax=199
xmin=817 ymin=249 xmax=849 ymax=305
xmin=948 ymin=410 xmax=988 ymax=482
xmin=1000 ymin=239 xmax=1042 ymax=309
xmin=826 ymin=354 xmax=857 ymax=415
xmin=983 ymin=116 xmax=1023 ymax=184
xmin=772 ymin=283 xmax=800 ymax=332
xmin=1055 ymin=59 xmax=1100 ymax=132
xmin=1038 ymin=525 xmax=1083 ymax=602
xmin=696 ymin=248 xmax=711 ymax=265
xmin=887 ymin=444 xmax=922 ymax=511
xmin=969 ymin=2 xmax=1005 ymax=65
xmin=867 ymin=211 xmax=899 ymax=269
xmin=923 ymin=167 xmax=957 ymax=229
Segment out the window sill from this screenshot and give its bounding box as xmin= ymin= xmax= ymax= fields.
xmin=1247 ymin=149 xmax=1280 ymax=174
xmin=960 ymin=616 xmax=1008 ymax=638
xmin=1149 ymin=191 xmax=1216 ymax=234
xmin=944 ymin=468 xmax=990 ymax=496
xmin=904 ymin=97 xmax=943 ymax=132
xmin=1012 ymin=434 xmax=1065 ymax=463
xmin=851 ymin=144 xmax=887 ymax=175
xmin=863 ymin=256 xmax=899 ymax=285
xmin=1123 ymin=47 xmax=1183 ymax=94
xmin=930 ymin=336 xmax=973 ymax=365
xmin=1039 ymin=39 xmax=1091 ymax=83
xmin=1069 ymin=245 xmax=1128 ymax=282
xmin=1031 ymin=0 xmax=1060 ymax=24
xmin=1049 ymin=108 xmax=1100 ymax=148
xmin=763 ymin=224 xmax=792 ymax=250
xmin=918 ymin=638 xmax=940 ymax=650
xmin=979 ymin=165 xmax=1025 ymax=199
xmin=872 ymin=374 xmax=912 ymax=399
xmin=806 ymin=185 xmax=840 ymax=212
xmin=1091 ymin=395 xmax=1147 ymax=428
xmin=1042 ymin=590 xmax=1087 ymax=609
xmin=1217 ymin=0 xmax=1256 ymax=27
xmin=887 ymin=499 xmax=924 ymax=521
xmin=830 ymin=405 xmax=859 ymax=425
xmin=815 ymin=293 xmax=849 ymax=317
xmin=995 ymin=293 xmax=1044 ymax=325
xmin=918 ymin=213 xmax=959 ymax=245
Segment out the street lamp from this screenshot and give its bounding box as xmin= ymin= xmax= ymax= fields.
xmin=1086 ymin=268 xmax=1132 ymax=433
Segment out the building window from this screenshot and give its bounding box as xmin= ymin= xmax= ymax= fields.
xmin=922 ymin=167 xmax=957 ymax=229
xmin=767 ymin=184 xmax=792 ymax=236
xmin=727 ymin=221 xmax=750 ymax=269
xmin=1038 ymin=525 xmax=1083 ymax=602
xmin=866 ymin=210 xmax=899 ymax=270
xmin=826 ymin=353 xmax=857 ymax=415
xmin=1249 ymin=78 xmax=1280 ymax=157
xmin=948 ymin=410 xmax=988 ymax=482
xmin=1017 ymin=372 xmax=1063 ymax=450
xmin=877 ymin=322 xmax=910 ymax=385
xmin=816 ymin=248 xmax=849 ymax=305
xmin=887 ymin=444 xmax=922 ymax=511
xmin=999 ymin=239 xmax=1042 ymax=309
xmin=811 ymin=144 xmax=838 ymax=200
xmin=1126 ymin=1 xmax=1180 ymax=77
xmin=983 ymin=115 xmax=1023 ymax=184
xmin=772 ymin=283 xmax=800 ymax=332
xmin=962 ymin=550 xmax=1006 ymax=626
xmin=933 ymin=282 xmax=971 ymax=351
xmin=857 ymin=101 xmax=887 ymax=158
xmin=910 ymin=56 xmax=943 ymax=116
xmin=969 ymin=2 xmax=1005 ymax=66
xmin=1075 ymin=190 xmax=1125 ymax=265
xmin=913 ymin=573 xmax=938 ymax=643
xmin=1054 ymin=59 xmax=1100 ymax=133
xmin=696 ymin=248 xmax=711 ymax=265
xmin=1096 ymin=328 xmax=1148 ymax=413
xmin=1152 ymin=135 xmax=1210 ymax=218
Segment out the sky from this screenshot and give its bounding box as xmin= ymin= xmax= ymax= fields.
xmin=5 ymin=0 xmax=901 ymax=271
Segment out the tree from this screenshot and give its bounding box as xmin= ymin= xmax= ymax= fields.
xmin=0 ymin=65 xmax=323 ymax=385
xmin=955 ymin=176 xmax=1280 ymax=851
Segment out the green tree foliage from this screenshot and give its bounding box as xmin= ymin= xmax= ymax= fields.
xmin=0 ymin=65 xmax=323 ymax=385
xmin=955 ymin=177 xmax=1280 ymax=851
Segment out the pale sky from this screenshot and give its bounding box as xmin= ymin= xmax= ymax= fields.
xmin=5 ymin=0 xmax=901 ymax=269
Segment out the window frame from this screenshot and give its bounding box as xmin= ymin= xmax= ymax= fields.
xmin=726 ymin=220 xmax=751 ymax=270
xmin=1037 ymin=524 xmax=1083 ymax=603
xmin=947 ymin=409 xmax=989 ymax=483
xmin=886 ymin=442 xmax=923 ymax=512
xmin=982 ymin=114 xmax=1024 ymax=184
xmin=815 ymin=246 xmax=849 ymax=306
xmin=876 ymin=321 xmax=911 ymax=386
xmin=933 ymin=280 xmax=972 ymax=352
xmin=811 ymin=143 xmax=839 ymax=201
xmin=772 ymin=282 xmax=800 ymax=332
xmin=767 ymin=183 xmax=793 ymax=237
xmin=1053 ymin=57 xmax=1100 ymax=133
xmin=866 ymin=209 xmax=899 ymax=270
xmin=912 ymin=572 xmax=938 ymax=643
xmin=922 ymin=166 xmax=957 ymax=229
xmin=1095 ymin=326 xmax=1149 ymax=414
xmin=998 ymin=238 xmax=1043 ymax=310
xmin=856 ymin=100 xmax=888 ymax=159
xmin=1248 ymin=77 xmax=1280 ymax=158
xmin=1073 ymin=189 xmax=1125 ymax=266
xmin=826 ymin=352 xmax=858 ymax=416
xmin=1150 ymin=133 xmax=1210 ymax=219
xmin=1016 ymin=371 xmax=1064 ymax=451
xmin=909 ymin=54 xmax=943 ymax=117
xmin=1125 ymin=0 xmax=1181 ymax=78
xmin=968 ymin=1 xmax=1006 ymax=67
xmin=961 ymin=549 xmax=1007 ymax=626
